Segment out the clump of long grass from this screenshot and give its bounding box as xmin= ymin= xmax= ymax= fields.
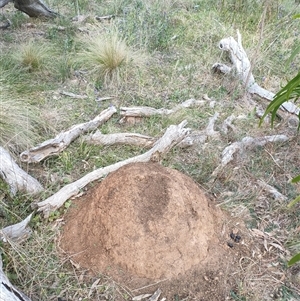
xmin=13 ymin=40 xmax=51 ymax=72
xmin=77 ymin=32 xmax=145 ymax=87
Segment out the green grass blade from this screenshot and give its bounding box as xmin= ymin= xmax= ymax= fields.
xmin=291 ymin=174 xmax=300 ymax=183
xmin=288 ymin=253 xmax=300 ymax=266
xmin=287 ymin=195 xmax=300 ymax=208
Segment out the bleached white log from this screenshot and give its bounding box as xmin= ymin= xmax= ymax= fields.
xmin=1 ymin=213 xmax=33 ymax=243
xmin=120 ymin=99 xmax=205 ymax=117
xmin=36 ymin=121 xmax=190 ymax=218
xmin=20 ymin=106 xmax=117 ymax=163
xmin=84 ymin=131 xmax=155 ymax=148
xmin=213 ymin=30 xmax=299 ymax=115
xmin=257 ymin=180 xmax=288 ymax=202
xmin=0 ymin=253 xmax=32 ymax=301
xmin=0 ymin=147 xmax=43 ymax=196
xmin=211 ymin=135 xmax=289 ymax=179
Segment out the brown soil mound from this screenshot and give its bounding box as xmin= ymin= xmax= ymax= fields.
xmin=60 ymin=163 xmax=251 ymax=299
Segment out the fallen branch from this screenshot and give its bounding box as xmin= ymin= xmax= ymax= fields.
xmin=211 ymin=135 xmax=289 ymax=179
xmin=178 ymin=112 xmax=219 ymax=148
xmin=95 ymin=15 xmax=115 ymax=21
xmin=84 ymin=131 xmax=155 ymax=148
xmin=20 ymin=106 xmax=117 ymax=163
xmin=1 ymin=213 xmax=33 ymax=243
xmin=120 ymin=98 xmax=205 ymax=121
xmin=257 ymin=179 xmax=288 ymax=202
xmin=36 ymin=121 xmax=189 ymax=218
xmin=212 ymin=30 xmax=299 ymax=115
xmin=0 ymin=215 xmax=33 ymax=300
xmin=0 ymin=147 xmax=43 ymax=195
xmin=0 ymin=254 xmax=32 ymax=301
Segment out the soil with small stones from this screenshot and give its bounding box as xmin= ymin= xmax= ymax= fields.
xmin=60 ymin=162 xmax=253 ymax=300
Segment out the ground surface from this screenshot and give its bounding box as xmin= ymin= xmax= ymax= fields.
xmin=1 ymin=1 xmax=300 ymax=301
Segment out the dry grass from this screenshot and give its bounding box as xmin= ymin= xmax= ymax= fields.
xmin=77 ymin=31 xmax=146 ymax=87
xmin=13 ymin=40 xmax=52 ymax=72
xmin=0 ymin=97 xmax=42 ymax=152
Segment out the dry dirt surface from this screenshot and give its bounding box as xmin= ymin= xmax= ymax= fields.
xmin=60 ymin=162 xmax=254 ymax=300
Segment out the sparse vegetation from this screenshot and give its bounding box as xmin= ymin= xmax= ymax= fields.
xmin=0 ymin=0 xmax=300 ymax=300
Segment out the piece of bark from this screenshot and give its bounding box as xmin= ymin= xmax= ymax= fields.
xmin=36 ymin=121 xmax=189 ymax=218
xmin=211 ymin=135 xmax=289 ymax=179
xmin=60 ymin=91 xmax=87 ymax=99
xmin=257 ymin=180 xmax=288 ymax=202
xmin=206 ymin=112 xmax=220 ymax=137
xmin=84 ymin=131 xmax=155 ymax=148
xmin=0 ymin=147 xmax=43 ymax=196
xmin=1 ymin=213 xmax=33 ymax=243
xmin=95 ymin=15 xmax=115 ymax=21
xmin=212 ymin=30 xmax=299 ymax=115
xmin=0 ymin=253 xmax=32 ymax=301
xmin=20 ymin=106 xmax=117 ymax=163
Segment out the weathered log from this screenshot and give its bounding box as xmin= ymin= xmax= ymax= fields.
xmin=20 ymin=106 xmax=117 ymax=163
xmin=0 ymin=215 xmax=33 ymax=301
xmin=212 ymin=30 xmax=299 ymax=115
xmin=1 ymin=213 xmax=33 ymax=243
xmin=84 ymin=131 xmax=155 ymax=148
xmin=0 ymin=253 xmax=32 ymax=301
xmin=36 ymin=121 xmax=189 ymax=218
xmin=0 ymin=147 xmax=43 ymax=196
xmin=257 ymin=180 xmax=287 ymax=202
xmin=211 ymin=135 xmax=289 ymax=179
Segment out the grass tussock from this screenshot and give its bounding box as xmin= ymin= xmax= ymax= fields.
xmin=77 ymin=32 xmax=145 ymax=87
xmin=13 ymin=40 xmax=52 ymax=72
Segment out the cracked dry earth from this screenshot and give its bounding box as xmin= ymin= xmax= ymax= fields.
xmin=60 ymin=162 xmax=253 ymax=300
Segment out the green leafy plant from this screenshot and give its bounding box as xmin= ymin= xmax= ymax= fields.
xmin=260 ymin=14 xmax=300 ymax=128
xmin=260 ymin=72 xmax=300 ymax=127
xmin=260 ymin=16 xmax=300 ymax=266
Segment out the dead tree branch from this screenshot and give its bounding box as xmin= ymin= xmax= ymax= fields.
xmin=20 ymin=106 xmax=117 ymax=163
xmin=212 ymin=30 xmax=299 ymax=115
xmin=0 ymin=147 xmax=43 ymax=195
xmin=36 ymin=121 xmax=190 ymax=218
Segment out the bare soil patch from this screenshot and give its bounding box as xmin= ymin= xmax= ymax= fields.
xmin=60 ymin=162 xmax=253 ymax=300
